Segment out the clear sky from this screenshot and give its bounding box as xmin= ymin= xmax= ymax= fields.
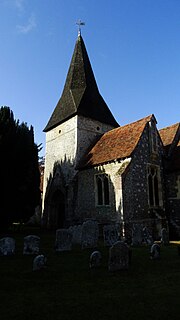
xmin=0 ymin=0 xmax=180 ymax=157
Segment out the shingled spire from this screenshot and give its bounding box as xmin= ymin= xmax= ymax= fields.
xmin=44 ymin=34 xmax=118 ymax=132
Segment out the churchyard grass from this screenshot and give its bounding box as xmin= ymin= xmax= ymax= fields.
xmin=0 ymin=228 xmax=180 ymax=320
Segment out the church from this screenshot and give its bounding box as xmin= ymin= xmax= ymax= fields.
xmin=42 ymin=32 xmax=180 ymax=240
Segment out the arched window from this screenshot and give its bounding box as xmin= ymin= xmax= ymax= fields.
xmin=147 ymin=165 xmax=161 ymax=207
xmin=95 ymin=174 xmax=110 ymax=206
xmin=97 ymin=176 xmax=103 ymax=205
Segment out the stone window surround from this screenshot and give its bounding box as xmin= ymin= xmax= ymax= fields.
xmin=147 ymin=163 xmax=163 ymax=208
xmin=95 ymin=173 xmax=110 ymax=207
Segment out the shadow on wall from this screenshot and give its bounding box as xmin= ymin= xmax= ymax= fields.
xmin=42 ymin=157 xmax=76 ymax=230
xmin=42 ymin=156 xmax=120 ymax=231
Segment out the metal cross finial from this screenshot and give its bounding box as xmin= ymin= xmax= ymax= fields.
xmin=76 ymin=19 xmax=85 ymax=36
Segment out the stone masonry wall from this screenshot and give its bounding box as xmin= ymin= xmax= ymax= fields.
xmin=166 ymin=172 xmax=180 ymax=237
xmin=122 ymin=122 xmax=166 ymax=238
xmin=42 ymin=114 xmax=115 ymax=223
xmin=75 ymin=159 xmax=131 ymax=225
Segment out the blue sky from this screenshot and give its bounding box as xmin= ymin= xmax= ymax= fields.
xmin=0 ymin=0 xmax=180 ymax=156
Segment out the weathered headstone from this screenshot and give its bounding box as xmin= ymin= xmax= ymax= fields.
xmin=68 ymin=225 xmax=82 ymax=245
xmin=0 ymin=237 xmax=15 ymax=256
xmin=142 ymin=226 xmax=153 ymax=245
xmin=150 ymin=243 xmax=160 ymax=259
xmin=103 ymin=224 xmax=119 ymax=246
xmin=33 ymin=255 xmax=47 ymax=271
xmin=131 ymin=224 xmax=143 ymax=246
xmin=23 ymin=235 xmax=40 ymax=255
xmin=108 ymin=241 xmax=130 ymax=271
xmin=161 ymin=228 xmax=169 ymax=245
xmin=81 ymin=220 xmax=99 ymax=249
xmin=55 ymin=229 xmax=73 ymax=252
xmin=89 ymin=251 xmax=102 ymax=268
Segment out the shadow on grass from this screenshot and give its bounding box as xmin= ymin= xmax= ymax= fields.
xmin=0 ymin=228 xmax=180 ymax=320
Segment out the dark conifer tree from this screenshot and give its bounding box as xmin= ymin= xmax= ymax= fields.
xmin=0 ymin=106 xmax=41 ymax=229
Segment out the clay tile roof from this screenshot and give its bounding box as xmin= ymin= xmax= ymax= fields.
xmin=159 ymin=123 xmax=180 ymax=146
xmin=81 ymin=115 xmax=154 ymax=168
xmin=44 ymin=35 xmax=118 ymax=132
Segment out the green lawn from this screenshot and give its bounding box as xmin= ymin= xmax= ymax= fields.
xmin=0 ymin=229 xmax=180 ymax=320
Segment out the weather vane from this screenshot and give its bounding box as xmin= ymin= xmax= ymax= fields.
xmin=76 ymin=19 xmax=85 ymax=36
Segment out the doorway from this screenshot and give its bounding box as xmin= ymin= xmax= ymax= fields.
xmin=49 ymin=190 xmax=65 ymax=228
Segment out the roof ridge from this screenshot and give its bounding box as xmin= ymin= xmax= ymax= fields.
xmin=80 ymin=114 xmax=152 ymax=168
xmin=103 ymin=114 xmax=153 ymax=135
xmin=159 ymin=122 xmax=180 ymax=132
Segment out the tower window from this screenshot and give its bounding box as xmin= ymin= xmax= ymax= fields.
xmin=147 ymin=165 xmax=161 ymax=207
xmin=95 ymin=174 xmax=110 ymax=206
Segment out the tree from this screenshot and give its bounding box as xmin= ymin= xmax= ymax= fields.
xmin=0 ymin=106 xmax=41 ymax=229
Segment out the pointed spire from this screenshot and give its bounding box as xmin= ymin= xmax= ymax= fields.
xmin=44 ymin=35 xmax=118 ymax=132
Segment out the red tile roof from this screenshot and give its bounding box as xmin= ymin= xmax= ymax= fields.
xmin=159 ymin=123 xmax=180 ymax=171
xmin=81 ymin=115 xmax=154 ymax=168
xmin=159 ymin=123 xmax=180 ymax=146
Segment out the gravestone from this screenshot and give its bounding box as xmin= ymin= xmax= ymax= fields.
xmin=103 ymin=224 xmax=119 ymax=246
xmin=131 ymin=224 xmax=143 ymax=246
xmin=33 ymin=255 xmax=47 ymax=271
xmin=142 ymin=226 xmax=153 ymax=245
xmin=89 ymin=251 xmax=102 ymax=268
xmin=81 ymin=220 xmax=99 ymax=249
xmin=23 ymin=235 xmax=40 ymax=255
xmin=108 ymin=241 xmax=130 ymax=271
xmin=161 ymin=228 xmax=169 ymax=245
xmin=0 ymin=237 xmax=15 ymax=256
xmin=55 ymin=229 xmax=73 ymax=252
xmin=150 ymin=243 xmax=160 ymax=259
xmin=68 ymin=225 xmax=82 ymax=245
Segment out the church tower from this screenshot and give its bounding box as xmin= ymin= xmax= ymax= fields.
xmin=42 ymin=33 xmax=118 ymax=228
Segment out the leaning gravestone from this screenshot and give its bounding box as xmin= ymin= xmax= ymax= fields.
xmin=89 ymin=250 xmax=102 ymax=268
xmin=108 ymin=241 xmax=130 ymax=271
xmin=55 ymin=229 xmax=73 ymax=252
xmin=0 ymin=237 xmax=15 ymax=256
xmin=81 ymin=220 xmax=99 ymax=249
xmin=68 ymin=225 xmax=82 ymax=245
xmin=33 ymin=255 xmax=47 ymax=271
xmin=103 ymin=224 xmax=119 ymax=246
xmin=23 ymin=235 xmax=40 ymax=255
xmin=161 ymin=228 xmax=169 ymax=245
xmin=150 ymin=243 xmax=160 ymax=259
xmin=131 ymin=224 xmax=143 ymax=246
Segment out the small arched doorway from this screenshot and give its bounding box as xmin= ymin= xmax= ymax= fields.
xmin=49 ymin=190 xmax=65 ymax=229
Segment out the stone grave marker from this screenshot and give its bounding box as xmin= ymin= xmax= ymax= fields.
xmin=89 ymin=250 xmax=102 ymax=268
xmin=142 ymin=226 xmax=153 ymax=245
xmin=150 ymin=243 xmax=160 ymax=259
xmin=81 ymin=220 xmax=99 ymax=249
xmin=23 ymin=235 xmax=40 ymax=255
xmin=108 ymin=241 xmax=130 ymax=272
xmin=103 ymin=224 xmax=119 ymax=246
xmin=131 ymin=223 xmax=143 ymax=246
xmin=68 ymin=225 xmax=82 ymax=245
xmin=0 ymin=237 xmax=15 ymax=256
xmin=55 ymin=229 xmax=73 ymax=252
xmin=161 ymin=228 xmax=169 ymax=245
xmin=33 ymin=255 xmax=47 ymax=271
